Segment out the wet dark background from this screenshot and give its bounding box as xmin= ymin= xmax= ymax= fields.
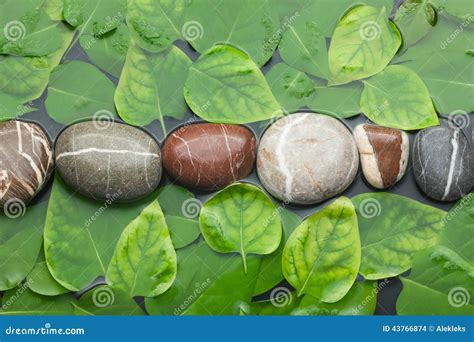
xmin=15 ymin=0 xmax=473 ymax=315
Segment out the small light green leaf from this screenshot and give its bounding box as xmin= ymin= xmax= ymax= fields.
xmin=360 ymin=65 xmax=439 ymax=130
xmin=353 ymin=193 xmax=446 ymax=280
xmin=185 ymin=0 xmax=280 ymax=66
xmin=0 ymin=201 xmax=47 ymax=291
xmin=328 ymin=6 xmax=402 ymax=85
xmin=265 ymin=63 xmax=316 ymax=113
xmin=27 ymin=253 xmax=69 ymax=296
xmin=200 ymin=183 xmax=282 ymax=273
xmin=307 ymin=81 xmax=362 ymax=118
xmin=74 ymin=285 xmax=145 ymax=315
xmin=184 ymin=44 xmax=282 ymax=124
xmin=0 ymin=288 xmax=75 ymax=315
xmin=45 ymin=60 xmax=116 ymax=125
xmin=106 ymin=201 xmax=177 ymax=298
xmin=80 ymin=24 xmax=130 ymax=78
xmin=115 ymin=43 xmax=191 ymax=132
xmin=127 ymin=0 xmax=186 ymax=53
xmin=282 ymin=197 xmax=360 ymax=303
xmin=292 ymin=281 xmax=378 ymax=315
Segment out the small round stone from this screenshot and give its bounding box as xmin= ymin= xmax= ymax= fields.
xmin=55 ymin=121 xmax=162 ymax=202
xmin=257 ymin=113 xmax=359 ymax=204
xmin=413 ymin=125 xmax=473 ymax=202
xmin=0 ymin=120 xmax=53 ymax=208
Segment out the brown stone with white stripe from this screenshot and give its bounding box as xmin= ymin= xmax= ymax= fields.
xmin=354 ymin=124 xmax=409 ymax=189
xmin=162 ymin=123 xmax=256 ymax=191
xmin=0 ymin=120 xmax=53 ymax=208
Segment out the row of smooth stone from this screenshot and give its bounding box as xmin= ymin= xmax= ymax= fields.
xmin=0 ymin=113 xmax=472 ymax=209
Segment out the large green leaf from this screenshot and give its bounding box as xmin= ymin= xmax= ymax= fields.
xmin=265 ymin=63 xmax=316 ymax=113
xmin=0 ymin=0 xmax=62 ymax=57
xmin=80 ymin=24 xmax=130 ymax=78
xmin=145 ymin=239 xmax=262 ymax=315
xmin=185 ymin=0 xmax=280 ymax=66
xmin=156 ymin=185 xmax=201 ymax=249
xmin=394 ymin=15 xmax=473 ymax=114
xmin=44 ymin=175 xmax=159 ymax=292
xmin=127 ymin=0 xmax=186 ymax=53
xmin=360 ymin=65 xmax=439 ymax=130
xmin=282 ymin=197 xmax=360 ymax=303
xmin=0 ymin=288 xmax=75 ymax=315
xmin=0 ymin=201 xmax=47 ymax=291
xmin=184 ymin=44 xmax=282 ymax=124
xmin=73 ymin=285 xmax=145 ymax=315
xmin=253 ymin=208 xmax=302 ymax=296
xmin=352 ymin=193 xmax=446 ymax=280
xmin=199 ymin=183 xmax=282 ymax=273
xmin=106 ymin=201 xmax=177 ymax=297
xmin=115 ymin=43 xmax=191 ymax=132
xmin=328 ymin=5 xmax=401 ymax=85
xmin=292 ymin=281 xmax=378 ymax=315
xmin=307 ymin=80 xmax=362 ymax=118
xmin=45 ymin=60 xmax=116 ymax=124
xmin=26 ymin=252 xmax=69 ymax=296
xmin=397 ymin=194 xmax=474 ymax=315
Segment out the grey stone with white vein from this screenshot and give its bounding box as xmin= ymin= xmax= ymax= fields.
xmin=413 ymin=126 xmax=473 ymax=202
xmin=55 ymin=121 xmax=162 ymax=202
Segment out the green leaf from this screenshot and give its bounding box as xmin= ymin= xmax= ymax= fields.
xmin=353 ymin=193 xmax=446 ymax=280
xmin=156 ymin=185 xmax=201 ymax=249
xmin=127 ymin=0 xmax=186 ymax=53
xmin=307 ymin=81 xmax=362 ymax=118
xmin=253 ymin=208 xmax=302 ymax=296
xmin=185 ymin=0 xmax=280 ymax=66
xmin=292 ymin=281 xmax=378 ymax=315
xmin=26 ymin=252 xmax=69 ymax=296
xmin=145 ymin=239 xmax=262 ymax=315
xmin=80 ymin=24 xmax=130 ymax=78
xmin=282 ymin=197 xmax=360 ymax=303
xmin=74 ymin=285 xmax=145 ymax=315
xmin=44 ymin=0 xmax=64 ymax=20
xmin=0 ymin=1 xmax=62 ymax=57
xmin=0 ymin=201 xmax=47 ymax=291
xmin=394 ymin=0 xmax=436 ymax=49
xmin=199 ymin=183 xmax=282 ymax=273
xmin=265 ymin=63 xmax=316 ymax=113
xmin=360 ymin=65 xmax=439 ymax=130
xmin=328 ymin=5 xmax=402 ymax=85
xmin=184 ymin=44 xmax=282 ymax=124
xmin=45 ymin=60 xmax=116 ymax=124
xmin=115 ymin=43 xmax=191 ymax=132
xmin=394 ymin=14 xmax=473 ymax=114
xmin=44 ymin=175 xmax=160 ymax=292
xmin=106 ymin=201 xmax=177 ymax=298
xmin=398 ymin=194 xmax=474 ymax=315
xmin=430 ymin=0 xmax=473 ymax=20
xmin=0 ymin=288 xmax=75 ymax=315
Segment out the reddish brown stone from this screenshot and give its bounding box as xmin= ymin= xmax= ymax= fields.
xmin=162 ymin=123 xmax=256 ymax=191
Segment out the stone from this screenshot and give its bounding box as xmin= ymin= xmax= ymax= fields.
xmin=55 ymin=121 xmax=162 ymax=202
xmin=162 ymin=123 xmax=256 ymax=191
xmin=0 ymin=120 xmax=53 ymax=208
xmin=413 ymin=125 xmax=473 ymax=202
xmin=257 ymin=113 xmax=359 ymax=205
xmin=354 ymin=124 xmax=409 ymax=189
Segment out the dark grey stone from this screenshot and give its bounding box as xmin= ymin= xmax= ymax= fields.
xmin=413 ymin=126 xmax=473 ymax=202
xmin=55 ymin=121 xmax=162 ymax=202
